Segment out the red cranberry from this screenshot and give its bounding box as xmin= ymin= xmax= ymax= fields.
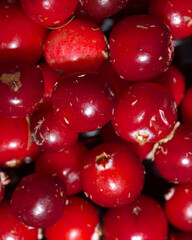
xmin=11 ymin=173 xmax=67 ymax=228
xmin=52 ymin=73 xmax=117 ymax=133
xmin=112 ymin=82 xmax=178 ymax=145
xmin=181 ymin=87 xmax=192 ymax=124
xmin=0 ymin=0 xmax=49 ymax=64
xmin=20 ymin=0 xmax=78 ymax=27
xmin=0 ymin=62 xmax=44 ymax=118
xmin=103 ymin=195 xmax=168 ymax=240
xmin=0 ymin=201 xmax=38 ymax=240
xmin=164 ymin=183 xmax=192 ymax=232
xmin=154 ymin=124 xmax=192 ymax=184
xmin=35 ymin=142 xmax=88 ymax=196
xmin=109 ymin=14 xmax=174 ymax=81
xmin=31 ymin=107 xmax=78 ymax=152
xmin=0 ymin=116 xmax=31 ymax=167
xmin=79 ymin=0 xmax=129 ymax=19
xmin=152 ymin=65 xmax=186 ymax=106
xmin=44 ymin=19 xmax=108 ymax=74
xmin=45 ymin=196 xmax=101 ymax=240
xmin=80 ymin=142 xmax=145 ymax=208
xmin=148 ymin=0 xmax=192 ymax=40
xmin=169 ymin=232 xmax=192 ymax=240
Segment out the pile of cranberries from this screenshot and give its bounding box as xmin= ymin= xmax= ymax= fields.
xmin=1 ymin=0 xmax=192 ymax=239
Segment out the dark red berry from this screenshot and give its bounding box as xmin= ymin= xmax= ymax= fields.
xmin=165 ymin=183 xmax=192 ymax=232
xmin=0 ymin=116 xmax=31 ymax=167
xmin=20 ymin=0 xmax=78 ymax=27
xmin=0 ymin=62 xmax=44 ymax=118
xmin=148 ymin=0 xmax=192 ymax=40
xmin=0 ymin=0 xmax=49 ymax=64
xmin=52 ymin=72 xmax=117 ymax=133
xmin=154 ymin=124 xmax=192 ymax=184
xmin=45 ymin=197 xmax=101 ymax=240
xmin=181 ymin=87 xmax=192 ymax=124
xmin=112 ymin=82 xmax=177 ymax=145
xmin=109 ymin=14 xmax=174 ymax=81
xmin=103 ymin=195 xmax=168 ymax=240
xmin=31 ymin=107 xmax=78 ymax=152
xmin=11 ymin=173 xmax=67 ymax=228
xmin=169 ymin=232 xmax=192 ymax=240
xmin=79 ymin=0 xmax=129 ymax=19
xmin=80 ymin=142 xmax=145 ymax=207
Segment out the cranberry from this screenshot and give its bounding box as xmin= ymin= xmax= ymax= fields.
xmin=0 ymin=201 xmax=38 ymax=240
xmin=44 ymin=19 xmax=108 ymax=74
xmin=109 ymin=14 xmax=174 ymax=81
xmin=148 ymin=0 xmax=192 ymax=40
xmin=52 ymin=72 xmax=117 ymax=133
xmin=35 ymin=142 xmax=88 ymax=196
xmin=112 ymin=82 xmax=178 ymax=145
xmin=0 ymin=116 xmax=31 ymax=167
xmin=20 ymin=0 xmax=78 ymax=27
xmin=164 ymin=183 xmax=192 ymax=232
xmin=0 ymin=0 xmax=49 ymax=64
xmin=80 ymin=142 xmax=145 ymax=208
xmin=154 ymin=124 xmax=192 ymax=184
xmin=31 ymin=107 xmax=78 ymax=152
xmin=0 ymin=62 xmax=44 ymax=118
xmin=181 ymin=87 xmax=192 ymax=124
xmin=152 ymin=65 xmax=186 ymax=106
xmin=11 ymin=173 xmax=67 ymax=228
xmin=169 ymin=232 xmax=192 ymax=240
xmin=45 ymin=196 xmax=101 ymax=240
xmin=79 ymin=0 xmax=129 ymax=19
xmin=103 ymin=195 xmax=168 ymax=240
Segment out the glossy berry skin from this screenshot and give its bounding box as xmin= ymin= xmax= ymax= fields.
xmin=169 ymin=232 xmax=192 ymax=240
xmin=80 ymin=142 xmax=145 ymax=208
xmin=0 ymin=201 xmax=38 ymax=240
xmin=152 ymin=65 xmax=185 ymax=106
xmin=0 ymin=116 xmax=31 ymax=167
xmin=35 ymin=142 xmax=88 ymax=196
xmin=44 ymin=19 xmax=107 ymax=74
xmin=31 ymin=107 xmax=78 ymax=152
xmin=45 ymin=197 xmax=101 ymax=240
xmin=79 ymin=0 xmax=129 ymax=19
xmin=52 ymin=73 xmax=117 ymax=133
xmin=0 ymin=62 xmax=44 ymax=118
xmin=148 ymin=0 xmax=192 ymax=40
xmin=154 ymin=124 xmax=192 ymax=184
xmin=11 ymin=173 xmax=67 ymax=228
xmin=109 ymin=14 xmax=174 ymax=82
xmin=165 ymin=183 xmax=192 ymax=232
xmin=103 ymin=195 xmax=168 ymax=240
xmin=112 ymin=82 xmax=177 ymax=145
xmin=20 ymin=0 xmax=78 ymax=27
xmin=0 ymin=0 xmax=49 ymax=64
xmin=181 ymin=87 xmax=192 ymax=124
